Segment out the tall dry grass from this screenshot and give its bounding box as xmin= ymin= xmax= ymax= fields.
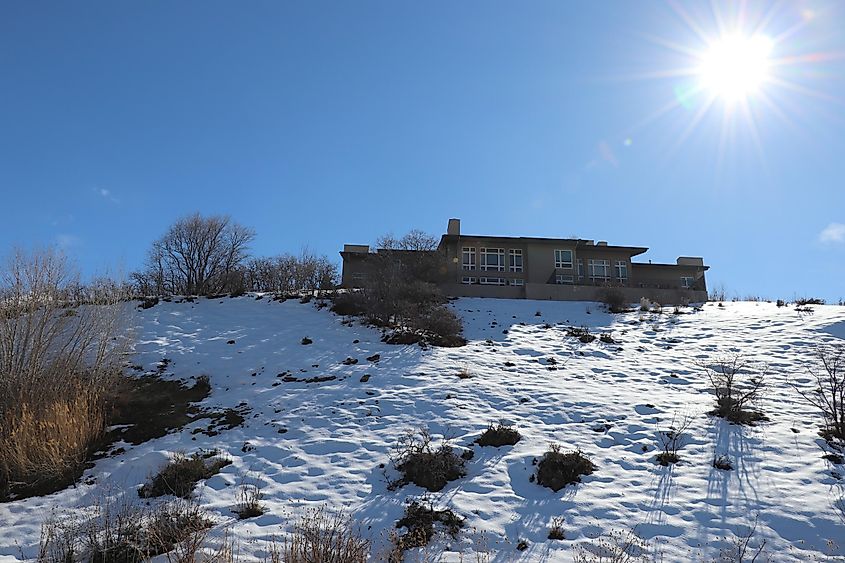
xmin=0 ymin=247 xmax=128 ymax=499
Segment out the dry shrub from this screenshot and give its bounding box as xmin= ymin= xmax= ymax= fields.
xmin=790 ymin=344 xmax=845 ymax=445
xmin=476 ymin=423 xmax=521 ymax=447
xmin=233 ymin=480 xmax=265 ymax=520
xmin=282 ymin=507 xmax=369 ymax=563
xmin=389 ymin=429 xmax=466 ymax=492
xmin=535 ymin=444 xmax=596 ymax=492
xmin=696 ymin=355 xmax=768 ymax=425
xmin=573 ymin=528 xmax=653 ymax=562
xmin=139 ymin=451 xmax=231 ymax=499
xmin=390 ymin=500 xmax=464 ymax=561
xmin=600 ymin=289 xmax=630 ymax=313
xmin=655 ymin=413 xmax=692 ymax=466
xmin=38 ymin=496 xmax=213 ymax=563
xmin=0 ymin=248 xmax=127 ymax=500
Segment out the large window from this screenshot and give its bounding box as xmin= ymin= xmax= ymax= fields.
xmin=615 ymin=261 xmax=628 ymax=283
xmin=588 ymin=259 xmax=610 ymax=281
xmin=555 ymin=274 xmax=574 ymax=285
xmin=681 ymin=276 xmax=694 ymax=288
xmin=462 ymin=247 xmax=476 ymax=271
xmin=554 ymin=249 xmax=573 ymax=269
xmin=480 ymin=248 xmax=505 ymax=271
xmin=509 ymin=249 xmax=523 ymax=272
xmin=509 ymin=278 xmax=524 ymax=286
xmin=479 ymin=277 xmax=506 ymax=285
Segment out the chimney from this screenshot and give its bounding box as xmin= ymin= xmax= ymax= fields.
xmin=447 ymin=218 xmax=461 ymax=236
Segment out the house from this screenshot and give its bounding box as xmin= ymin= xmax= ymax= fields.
xmin=341 ymin=219 xmax=709 ymax=304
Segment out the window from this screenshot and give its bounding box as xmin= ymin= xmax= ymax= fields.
xmin=681 ymin=276 xmax=694 ymax=288
xmin=615 ymin=261 xmax=628 ymax=283
xmin=509 ymin=249 xmax=523 ymax=272
xmin=577 ymin=259 xmax=584 ymax=281
xmin=462 ymin=247 xmax=476 ymax=271
xmin=555 ymin=274 xmax=574 ymax=285
xmin=461 ymin=277 xmax=476 ymax=285
xmin=479 ymin=277 xmax=506 ymax=285
xmin=509 ymin=278 xmax=524 ymax=286
xmin=480 ymin=248 xmax=505 ymax=271
xmin=588 ymin=259 xmax=610 ymax=281
xmin=554 ymin=249 xmax=573 ymax=269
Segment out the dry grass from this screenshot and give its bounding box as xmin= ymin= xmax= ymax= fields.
xmin=0 ymin=248 xmax=127 ymax=500
xmin=280 ymin=507 xmax=369 ymax=563
xmin=1 ymin=383 xmax=107 ymax=498
xmin=37 ymin=496 xmax=214 ymax=563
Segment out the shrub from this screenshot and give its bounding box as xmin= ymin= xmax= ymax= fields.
xmin=790 ymin=344 xmax=845 ymax=445
xmin=233 ymin=481 xmax=265 ymax=520
xmin=573 ymin=528 xmax=653 ymax=562
xmin=389 ymin=429 xmax=466 ymax=492
xmin=476 ymin=423 xmax=521 ymax=447
xmin=548 ymin=516 xmax=566 ymax=540
xmin=655 ymin=413 xmax=692 ymax=466
xmin=330 ymin=291 xmax=367 ymax=316
xmin=567 ymin=326 xmax=596 ymax=343
xmin=38 ymin=496 xmax=213 ymax=563
xmin=795 ymin=297 xmax=825 ymax=306
xmin=282 ymin=507 xmax=369 ymax=563
xmin=600 ymin=289 xmax=630 ymax=313
xmin=301 ymin=336 xmax=313 ymax=345
xmin=140 ymin=296 xmax=160 ymax=309
xmin=0 ymin=248 xmax=126 ymax=501
xmin=535 ymin=444 xmax=596 ymax=492
xmin=139 ymin=451 xmax=231 ymax=498
xmin=713 ymin=455 xmax=733 ymax=471
xmin=696 ymin=355 xmax=768 ymax=425
xmin=391 ymin=500 xmax=464 ymax=561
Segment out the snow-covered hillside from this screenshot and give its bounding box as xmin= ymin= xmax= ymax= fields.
xmin=2 ymin=296 xmax=845 ymax=562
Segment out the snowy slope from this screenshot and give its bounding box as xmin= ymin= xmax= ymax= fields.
xmin=2 ymin=296 xmax=845 ymax=562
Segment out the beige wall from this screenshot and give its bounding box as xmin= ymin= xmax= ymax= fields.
xmin=443 ymin=282 xmax=707 ymax=305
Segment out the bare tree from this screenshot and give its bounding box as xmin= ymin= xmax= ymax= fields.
xmin=138 ymin=213 xmax=255 ymax=296
xmin=791 ymin=344 xmax=845 ymax=444
xmin=239 ymin=252 xmax=337 ymax=294
xmin=376 ymin=229 xmax=439 ymax=252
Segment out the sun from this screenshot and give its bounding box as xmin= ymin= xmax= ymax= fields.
xmin=697 ymin=34 xmax=773 ymax=102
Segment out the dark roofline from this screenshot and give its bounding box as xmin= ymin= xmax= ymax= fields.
xmin=439 ymin=234 xmax=648 ymax=257
xmin=632 ymin=262 xmax=710 ymax=271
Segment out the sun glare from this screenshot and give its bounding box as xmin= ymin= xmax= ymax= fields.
xmin=698 ymin=34 xmax=773 ymax=102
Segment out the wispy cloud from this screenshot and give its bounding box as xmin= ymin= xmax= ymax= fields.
xmin=819 ymin=222 xmax=845 ymax=244
xmin=94 ymin=186 xmax=119 ymax=204
xmin=56 ymin=234 xmax=81 ymax=249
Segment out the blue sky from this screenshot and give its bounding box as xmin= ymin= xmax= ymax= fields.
xmin=1 ymin=1 xmax=844 ymax=300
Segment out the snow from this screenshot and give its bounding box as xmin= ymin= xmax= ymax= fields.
xmin=2 ymin=297 xmax=845 ymax=561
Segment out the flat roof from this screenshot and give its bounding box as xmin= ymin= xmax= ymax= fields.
xmin=439 ymin=234 xmax=648 ymax=256
xmin=633 ymin=262 xmax=710 ymax=271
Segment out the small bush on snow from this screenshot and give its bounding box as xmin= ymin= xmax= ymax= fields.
xmin=476 ymin=422 xmax=521 ymax=447
xmin=535 ymin=444 xmax=596 ymax=492
xmin=139 ymin=451 xmax=231 ymax=499
xmin=695 ymin=355 xmax=768 ymax=425
xmin=390 ymin=499 xmax=464 ymax=562
xmin=389 ymin=428 xmax=466 ymax=492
